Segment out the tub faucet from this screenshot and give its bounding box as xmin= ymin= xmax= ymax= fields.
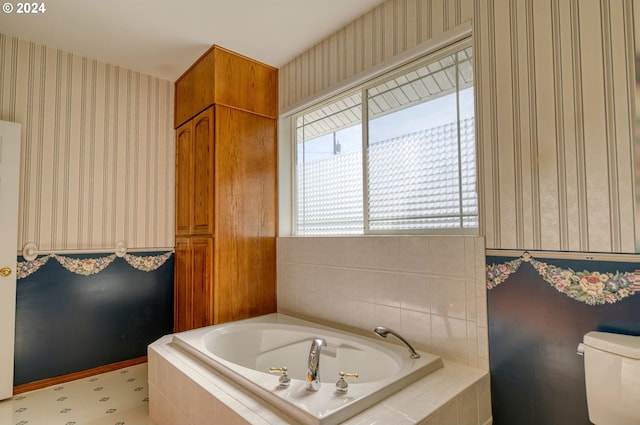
xmin=374 ymin=326 xmax=420 ymax=359
xmin=306 ymin=338 xmax=327 ymax=391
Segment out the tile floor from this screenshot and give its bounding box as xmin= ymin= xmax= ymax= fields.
xmin=0 ymin=364 xmax=152 ymax=425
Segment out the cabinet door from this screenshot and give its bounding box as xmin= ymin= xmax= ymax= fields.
xmin=191 ymin=108 xmax=215 ymax=235
xmin=214 ymin=106 xmax=277 ymax=324
xmin=174 ymin=236 xmax=213 ymax=332
xmin=174 ymin=238 xmax=192 ymax=332
xmin=175 ymin=123 xmax=193 ymax=236
xmin=175 ymin=108 xmax=214 ymax=237
xmin=190 ymin=236 xmax=214 ymax=328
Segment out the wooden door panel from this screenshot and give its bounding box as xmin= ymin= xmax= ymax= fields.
xmin=214 ymin=106 xmax=277 ymax=324
xmin=191 ymin=237 xmax=213 ymax=328
xmin=175 ymin=123 xmax=193 ymax=236
xmin=173 ymin=238 xmax=192 ymax=332
xmin=192 ymin=108 xmax=215 ymax=235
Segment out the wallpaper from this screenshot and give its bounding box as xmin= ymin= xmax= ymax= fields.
xmin=0 ymin=33 xmax=175 ymax=251
xmin=279 ymin=0 xmax=637 ymax=253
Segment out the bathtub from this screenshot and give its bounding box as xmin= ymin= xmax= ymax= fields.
xmin=169 ymin=313 xmax=443 ymax=425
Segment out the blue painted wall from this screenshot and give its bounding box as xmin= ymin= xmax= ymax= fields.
xmin=14 ymin=252 xmax=173 ymax=386
xmin=487 ymin=256 xmax=640 ymax=425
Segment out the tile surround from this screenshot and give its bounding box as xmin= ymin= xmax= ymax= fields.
xmin=149 ymin=234 xmax=493 ymax=424
xmin=277 ymin=236 xmax=489 ymax=369
xmin=148 ymin=335 xmax=492 ymax=425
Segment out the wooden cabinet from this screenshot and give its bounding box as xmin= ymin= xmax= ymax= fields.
xmin=174 ymin=46 xmax=277 ymax=128
xmin=174 ymin=46 xmax=277 ymax=331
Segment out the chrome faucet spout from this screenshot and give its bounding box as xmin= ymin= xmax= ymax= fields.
xmin=306 ymin=338 xmax=327 ymax=391
xmin=374 ymin=326 xmax=421 ymax=359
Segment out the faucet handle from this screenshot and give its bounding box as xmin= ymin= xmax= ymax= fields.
xmin=335 ymin=371 xmax=359 ymax=394
xmin=269 ymin=367 xmax=291 ymax=388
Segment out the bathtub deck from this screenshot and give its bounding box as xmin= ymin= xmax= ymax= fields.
xmin=148 ymin=335 xmax=492 ymax=425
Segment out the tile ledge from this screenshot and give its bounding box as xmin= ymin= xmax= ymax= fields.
xmin=149 ymin=338 xmax=489 ymax=425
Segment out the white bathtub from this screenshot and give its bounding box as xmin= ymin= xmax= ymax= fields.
xmin=169 ymin=313 xmax=443 ymax=425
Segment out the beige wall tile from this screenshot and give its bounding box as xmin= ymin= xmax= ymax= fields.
xmin=276 ymin=238 xmax=298 ymax=263
xmin=195 ymin=384 xmax=218 ymax=425
xmin=431 ymin=315 xmax=468 ymax=360
xmin=419 ymin=399 xmax=458 ymax=425
xmin=401 ymin=308 xmax=431 ymax=347
xmin=396 ymin=237 xmax=431 ymax=273
xmin=427 ymin=237 xmax=468 ymax=278
xmin=400 ymin=273 xmax=431 ymax=313
xmin=367 ymin=236 xmax=401 ymax=270
xmin=466 ymin=281 xmax=478 ymax=321
xmin=431 ymin=278 xmax=467 ymax=320
xmin=374 ymin=304 xmax=402 ymax=330
xmin=276 ymin=235 xmax=487 ymax=369
xmin=477 ymin=374 xmax=493 ymax=424
xmin=373 ymin=271 xmax=402 ymax=307
xmin=466 ymin=322 xmax=479 ymax=367
xmin=349 ymin=300 xmax=376 ymax=330
xmin=458 ymin=384 xmax=480 ymax=425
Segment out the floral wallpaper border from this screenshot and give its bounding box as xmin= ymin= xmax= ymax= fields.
xmin=17 ymin=251 xmax=173 ymax=280
xmin=486 ymin=252 xmax=640 ymax=305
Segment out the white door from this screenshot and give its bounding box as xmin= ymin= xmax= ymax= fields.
xmin=0 ymin=120 xmax=21 ymax=400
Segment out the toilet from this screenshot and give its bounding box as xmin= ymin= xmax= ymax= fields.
xmin=578 ymin=331 xmax=640 ymax=425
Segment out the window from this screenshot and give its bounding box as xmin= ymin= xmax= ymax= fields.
xmin=295 ymin=40 xmax=476 ymax=235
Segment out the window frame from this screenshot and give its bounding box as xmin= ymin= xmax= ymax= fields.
xmin=362 ymin=38 xmax=476 ymax=235
xmin=290 ymin=35 xmax=478 ymax=237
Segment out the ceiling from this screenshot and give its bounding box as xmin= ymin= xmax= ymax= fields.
xmin=0 ymin=0 xmax=383 ymax=81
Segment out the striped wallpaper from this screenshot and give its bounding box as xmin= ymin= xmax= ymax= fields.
xmin=0 ymin=33 xmax=175 ymax=252
xmin=279 ymin=0 xmax=637 ymax=253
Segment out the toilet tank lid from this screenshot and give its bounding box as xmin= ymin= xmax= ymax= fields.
xmin=583 ymin=331 xmax=640 ymax=359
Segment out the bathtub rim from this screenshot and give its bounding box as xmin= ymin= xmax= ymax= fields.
xmin=169 ymin=313 xmax=444 ymax=425
xmin=148 ymin=336 xmax=493 ymax=425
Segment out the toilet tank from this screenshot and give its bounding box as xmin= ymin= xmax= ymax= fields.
xmin=581 ymin=331 xmax=640 ymax=425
